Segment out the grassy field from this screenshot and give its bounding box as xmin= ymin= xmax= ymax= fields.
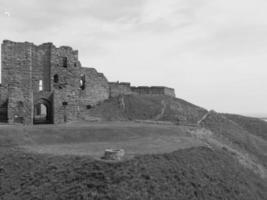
xmin=1 ymin=94 xmax=267 ymax=199
xmin=0 ymin=121 xmax=204 ymax=158
xmin=0 ymin=121 xmax=267 ymax=199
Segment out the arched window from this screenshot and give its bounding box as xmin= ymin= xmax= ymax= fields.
xmin=54 ymin=74 xmax=59 ymax=83
xmin=80 ymin=74 xmax=85 ymax=90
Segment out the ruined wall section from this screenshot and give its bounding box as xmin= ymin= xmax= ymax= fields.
xmin=0 ymin=85 xmax=8 ymax=122
xmin=108 ymin=81 xmax=176 ymax=98
xmin=109 ymin=82 xmax=132 ymax=97
xmin=79 ymin=67 xmax=109 ymax=108
xmin=0 ymin=44 xmax=8 ymax=104
xmin=163 ymin=87 xmax=176 ymax=97
xmin=131 ymin=86 xmax=175 ymax=97
xmin=50 ymin=45 xmax=81 ymax=124
xmin=1 ymin=40 xmax=34 ymax=124
xmin=0 ymin=85 xmax=7 ymax=105
xmin=31 ymin=43 xmax=52 ymax=93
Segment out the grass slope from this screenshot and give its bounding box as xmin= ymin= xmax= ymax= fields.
xmin=84 ymin=95 xmax=207 ymax=124
xmin=200 ymin=111 xmax=267 ymax=168
xmin=224 ymin=113 xmax=267 ymax=141
xmin=1 ymin=95 xmax=267 ymax=199
xmin=1 ymin=147 xmax=266 ymax=200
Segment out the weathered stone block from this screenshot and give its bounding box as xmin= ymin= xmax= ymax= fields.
xmin=102 ymin=149 xmax=125 ymax=161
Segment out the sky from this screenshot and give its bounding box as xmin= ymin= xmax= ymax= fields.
xmin=0 ymin=0 xmax=266 ymax=116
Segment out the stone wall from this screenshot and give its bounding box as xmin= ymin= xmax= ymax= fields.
xmin=50 ymin=45 xmax=81 ymax=124
xmin=0 ymin=85 xmax=7 ymax=105
xmin=131 ymin=86 xmax=175 ymax=97
xmin=109 ymin=82 xmax=132 ymax=97
xmin=31 ymin=43 xmax=52 ymax=93
xmin=53 ymin=90 xmax=79 ymax=124
xmin=79 ymin=67 xmax=109 ymax=108
xmin=1 ymin=40 xmax=34 ymax=124
xmin=162 ymin=87 xmax=176 ymax=97
xmin=0 ymin=85 xmax=8 ymax=122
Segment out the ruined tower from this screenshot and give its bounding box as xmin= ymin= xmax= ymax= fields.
xmin=0 ymin=40 xmax=109 ymax=124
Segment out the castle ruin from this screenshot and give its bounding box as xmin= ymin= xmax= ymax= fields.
xmin=0 ymin=40 xmax=175 ymax=125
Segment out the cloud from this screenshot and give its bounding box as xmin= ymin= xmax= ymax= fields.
xmin=3 ymin=10 xmax=10 ymax=17
xmin=0 ymin=0 xmax=267 ymax=115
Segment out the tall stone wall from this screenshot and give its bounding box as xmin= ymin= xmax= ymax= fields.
xmin=50 ymin=45 xmax=80 ymax=91
xmin=109 ymin=82 xmax=132 ymax=97
xmin=50 ymin=45 xmax=81 ymax=124
xmin=31 ymin=43 xmax=52 ymax=93
xmin=1 ymin=40 xmax=34 ymax=124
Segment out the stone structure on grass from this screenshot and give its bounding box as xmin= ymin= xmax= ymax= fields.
xmin=102 ymin=149 xmax=125 ymax=161
xmin=0 ymin=40 xmax=175 ymax=124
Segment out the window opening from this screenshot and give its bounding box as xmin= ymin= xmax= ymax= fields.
xmin=39 ymin=80 xmax=43 ymax=91
xmin=80 ymin=74 xmax=85 ymax=90
xmin=54 ymin=74 xmax=59 ymax=83
xmin=63 ymin=57 xmax=67 ymax=68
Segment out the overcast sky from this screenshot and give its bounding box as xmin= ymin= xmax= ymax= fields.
xmin=0 ymin=0 xmax=266 ymax=116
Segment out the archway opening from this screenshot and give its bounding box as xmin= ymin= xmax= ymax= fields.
xmin=34 ymin=99 xmax=52 ymax=124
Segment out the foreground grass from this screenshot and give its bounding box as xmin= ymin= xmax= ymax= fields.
xmin=1 ymin=100 xmax=267 ymax=200
xmin=1 ymin=147 xmax=266 ymax=200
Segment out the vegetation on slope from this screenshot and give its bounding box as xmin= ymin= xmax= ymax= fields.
xmin=1 ymin=95 xmax=267 ymax=199
xmin=85 ymin=94 xmax=207 ymax=124
xmin=1 ymin=147 xmax=266 ymax=200
xmin=200 ymin=111 xmax=267 ymax=168
xmin=224 ymin=113 xmax=267 ymax=140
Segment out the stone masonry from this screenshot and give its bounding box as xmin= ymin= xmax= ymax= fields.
xmin=0 ymin=40 xmax=175 ymax=125
xmin=109 ymin=82 xmax=175 ymax=97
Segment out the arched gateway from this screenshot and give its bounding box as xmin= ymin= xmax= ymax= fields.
xmin=34 ymin=99 xmax=52 ymax=124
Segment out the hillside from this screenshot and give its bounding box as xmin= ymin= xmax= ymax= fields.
xmin=82 ymin=95 xmax=267 ymax=175
xmin=82 ymin=94 xmax=207 ymax=124
xmin=1 ymin=94 xmax=267 ymax=199
xmin=1 ymin=146 xmax=266 ymax=200
xmin=223 ymin=113 xmax=267 ymax=140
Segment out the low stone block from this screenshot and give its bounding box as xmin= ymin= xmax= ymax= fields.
xmin=102 ymin=149 xmax=125 ymax=161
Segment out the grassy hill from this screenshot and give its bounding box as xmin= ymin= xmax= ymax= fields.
xmin=82 ymin=94 xmax=207 ymax=124
xmin=223 ymin=113 xmax=267 ymax=140
xmin=1 ymin=94 xmax=267 ymax=199
xmin=1 ymin=147 xmax=266 ymax=200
